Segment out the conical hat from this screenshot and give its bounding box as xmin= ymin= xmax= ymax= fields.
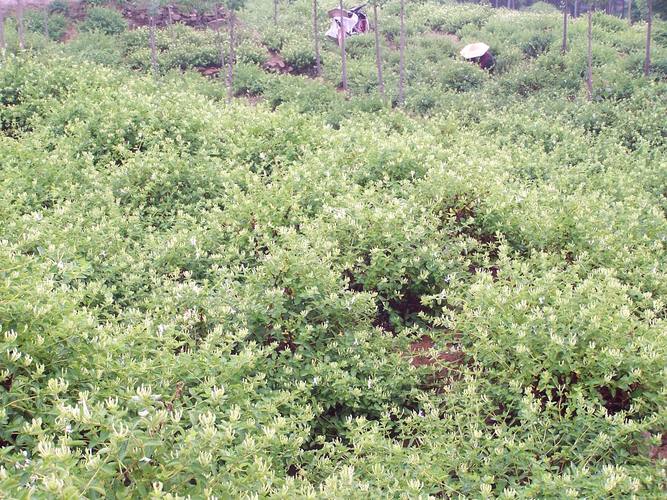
xmin=460 ymin=43 xmax=490 ymax=59
xmin=328 ymin=8 xmax=349 ymax=18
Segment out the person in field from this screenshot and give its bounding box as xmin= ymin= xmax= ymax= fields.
xmin=326 ymin=5 xmax=370 ymax=46
xmin=460 ymin=42 xmax=496 ymax=71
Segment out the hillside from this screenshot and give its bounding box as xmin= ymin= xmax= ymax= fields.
xmin=1 ymin=1 xmax=666 ymax=497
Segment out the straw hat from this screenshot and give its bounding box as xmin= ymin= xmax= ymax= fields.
xmin=328 ymin=8 xmax=349 ymax=18
xmin=460 ymin=43 xmax=490 ymax=59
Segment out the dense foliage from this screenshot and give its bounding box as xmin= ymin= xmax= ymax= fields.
xmin=80 ymin=6 xmax=129 ymax=35
xmin=0 ymin=0 xmax=666 ymax=497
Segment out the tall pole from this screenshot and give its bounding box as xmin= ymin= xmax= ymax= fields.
xmin=43 ymin=7 xmax=49 ymax=39
xmin=562 ymin=0 xmax=568 ymax=53
xmin=17 ymin=0 xmax=25 ymax=50
xmin=339 ymin=0 xmax=348 ymax=92
xmin=373 ymin=3 xmax=385 ymax=102
xmin=215 ymin=23 xmax=225 ymax=87
xmin=0 ymin=9 xmax=6 ymax=57
xmin=149 ymin=3 xmax=158 ymax=79
xmin=227 ymin=10 xmax=236 ymax=103
xmin=644 ymin=0 xmax=652 ymax=76
xmin=398 ymin=0 xmax=406 ymax=105
xmin=313 ymin=0 xmax=321 ymax=77
xmin=587 ymin=7 xmax=593 ymax=101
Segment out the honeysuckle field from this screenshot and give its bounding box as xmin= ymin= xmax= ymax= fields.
xmin=1 ymin=1 xmax=666 ymax=497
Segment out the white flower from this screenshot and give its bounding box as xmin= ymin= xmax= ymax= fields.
xmin=211 ymin=386 xmax=225 ymax=402
xmin=7 ymin=349 xmax=21 ymax=362
xmin=138 ymin=409 xmax=149 ymax=417
xmin=198 ymin=451 xmax=213 ymax=466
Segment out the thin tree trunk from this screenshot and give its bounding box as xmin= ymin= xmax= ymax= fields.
xmin=574 ymin=0 xmax=579 ymax=17
xmin=398 ymin=0 xmax=406 ymax=106
xmin=313 ymin=0 xmax=321 ymax=77
xmin=0 ymin=10 xmax=5 ymax=57
xmin=17 ymin=0 xmax=25 ymax=50
xmin=587 ymin=7 xmax=593 ymax=101
xmin=274 ymin=0 xmax=278 ymax=25
xmin=43 ymin=8 xmax=49 ymax=39
xmin=149 ymin=11 xmax=158 ymax=79
xmin=644 ymin=0 xmax=652 ymax=76
xmin=562 ymin=1 xmax=568 ymax=53
xmin=216 ymin=25 xmax=225 ymax=83
xmin=227 ymin=11 xmax=236 ymax=103
xmin=627 ymin=0 xmax=632 ymax=23
xmin=339 ymin=0 xmax=348 ymax=92
xmin=373 ymin=4 xmax=385 ymax=102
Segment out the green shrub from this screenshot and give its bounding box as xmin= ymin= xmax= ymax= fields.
xmin=592 ymin=10 xmax=627 ymax=33
xmin=526 ymin=1 xmax=559 ymax=13
xmin=344 ymin=35 xmax=376 ymax=59
xmin=405 ymin=85 xmax=440 ymax=114
xmin=592 ymin=65 xmax=642 ymax=101
xmin=48 ymin=0 xmax=70 ymax=15
xmin=411 ymin=34 xmax=459 ymax=63
xmin=80 ymin=7 xmax=128 ymax=36
xmin=282 ymin=38 xmax=316 ymax=73
xmin=520 ymin=29 xmax=556 ymax=58
xmin=350 ymin=94 xmax=385 ymax=113
xmin=654 ymin=19 xmax=667 ymax=47
xmin=233 ymin=62 xmax=271 ymax=96
xmin=411 ymin=5 xmax=454 ymax=33
xmin=25 ymin=11 xmax=68 ymax=41
xmin=237 ymin=40 xmax=269 ymax=66
xmin=63 ymin=31 xmax=125 ymax=67
xmin=492 ymin=45 xmax=523 ymax=74
xmin=438 ymin=60 xmax=487 ymax=91
xmin=381 ymin=16 xmax=416 ymax=42
xmin=346 ymin=58 xmax=381 ymax=94
xmin=435 ymin=4 xmax=491 ymax=34
xmin=160 ymin=44 xmax=219 ymax=70
xmin=262 ymin=26 xmax=288 ymax=52
xmin=624 ymin=48 xmax=667 ymax=78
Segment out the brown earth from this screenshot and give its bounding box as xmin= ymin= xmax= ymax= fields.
xmin=119 ymin=3 xmax=229 ymax=29
xmin=641 ymin=432 xmax=667 ymax=461
xmin=408 ymin=334 xmax=464 ymax=381
xmin=263 ymin=51 xmax=292 ymax=74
